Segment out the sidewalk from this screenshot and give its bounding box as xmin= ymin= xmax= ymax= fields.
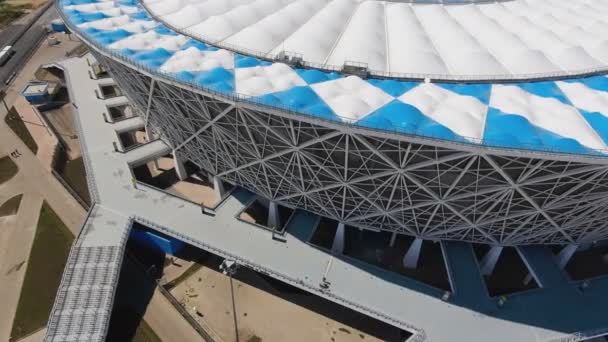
xmin=0 ymin=176 xmax=44 ymax=342
xmin=13 ymin=95 xmax=58 ymax=169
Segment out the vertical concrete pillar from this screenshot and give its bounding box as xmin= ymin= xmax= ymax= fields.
xmin=389 ymin=232 xmax=398 ymax=247
xmin=268 ymin=201 xmax=281 ymax=230
xmin=130 ymin=131 xmax=138 ymax=145
xmin=103 ymin=112 xmax=113 ymax=123
xmin=331 ymin=223 xmax=345 ymax=254
xmin=403 ymin=238 xmax=423 ymax=269
xmin=480 ymin=246 xmax=503 ymax=276
xmin=207 ymin=172 xmax=214 ymax=186
xmin=173 ymin=150 xmax=188 ymax=181
xmin=556 ymin=244 xmax=578 ymax=269
xmin=213 ymin=176 xmax=225 ymax=199
xmin=145 ymin=128 xmax=153 ymax=142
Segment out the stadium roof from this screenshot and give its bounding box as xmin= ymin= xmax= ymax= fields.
xmin=59 ymin=0 xmax=608 ymax=156
xmin=141 ymin=0 xmax=608 ymax=79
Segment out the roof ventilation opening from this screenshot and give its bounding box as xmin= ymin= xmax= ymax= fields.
xmin=342 ymin=61 xmax=368 ymax=79
xmin=276 ymin=51 xmax=304 ymax=68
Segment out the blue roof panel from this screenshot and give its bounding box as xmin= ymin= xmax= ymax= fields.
xmin=255 ymin=86 xmax=339 ymax=121
xmin=484 ymin=107 xmax=591 ymax=154
xmin=358 ymin=100 xmax=461 ymax=141
xmin=514 ymin=81 xmax=572 ymax=105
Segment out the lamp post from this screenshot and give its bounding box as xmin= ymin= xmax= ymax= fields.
xmin=220 ymin=259 xmax=240 ymax=342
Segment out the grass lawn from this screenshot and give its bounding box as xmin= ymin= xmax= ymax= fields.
xmin=4 ymin=107 xmax=38 ymax=154
xmin=59 ymin=156 xmax=91 ymax=206
xmin=10 ymin=202 xmax=74 ymax=341
xmin=133 ymin=318 xmax=162 ymax=342
xmin=0 ymin=1 xmax=25 ymax=27
xmin=0 ymin=155 xmax=18 ymax=184
xmin=5 ymin=0 xmax=47 ymax=9
xmin=0 ymin=193 xmax=22 ymax=217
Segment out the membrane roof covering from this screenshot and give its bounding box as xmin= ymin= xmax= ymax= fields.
xmin=59 ymin=0 xmax=608 ymax=156
xmin=142 ymin=0 xmax=608 ymax=79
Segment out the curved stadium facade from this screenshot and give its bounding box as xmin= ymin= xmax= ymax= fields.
xmin=59 ymin=0 xmax=608 ymax=246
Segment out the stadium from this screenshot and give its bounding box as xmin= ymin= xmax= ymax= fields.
xmin=43 ymin=0 xmax=608 ymax=341
xmin=57 ymin=0 xmax=608 ymax=246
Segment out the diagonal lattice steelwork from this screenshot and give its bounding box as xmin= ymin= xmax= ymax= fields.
xmin=98 ymin=53 xmax=608 ymax=246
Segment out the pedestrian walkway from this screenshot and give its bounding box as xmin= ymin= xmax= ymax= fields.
xmin=47 ymin=53 xmax=608 ymax=342
xmin=45 ymin=205 xmax=130 ymax=342
xmin=13 ymin=95 xmax=58 ymax=169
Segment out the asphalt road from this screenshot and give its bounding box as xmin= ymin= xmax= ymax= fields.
xmin=0 ymin=4 xmax=57 ymax=86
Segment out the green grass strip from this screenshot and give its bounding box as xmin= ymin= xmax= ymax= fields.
xmin=0 ymin=193 xmax=22 ymax=217
xmin=4 ymin=107 xmax=38 ymax=154
xmin=10 ymin=202 xmax=74 ymax=341
xmin=0 ymin=155 xmax=18 ymax=184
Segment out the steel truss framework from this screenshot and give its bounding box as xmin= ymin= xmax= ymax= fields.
xmin=99 ymin=53 xmax=608 ymax=246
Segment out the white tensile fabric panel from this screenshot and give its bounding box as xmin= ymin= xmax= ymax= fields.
xmin=224 ymin=0 xmax=330 ymax=55
xmin=108 ymin=31 xmax=188 ymax=50
xmin=140 ymin=0 xmax=608 ymax=78
xmin=145 ymin=0 xmax=200 ymax=16
xmin=160 ymin=47 xmax=235 ymax=73
xmin=556 ymin=81 xmax=608 ymax=115
xmin=447 ymin=4 xmax=556 ymax=76
xmin=66 ymin=2 xmax=119 ymax=12
xmin=67 ymin=3 xmax=139 ymax=16
xmin=507 ymin=0 xmax=608 ymax=66
xmin=310 ymin=76 xmax=392 ymax=121
xmin=398 ymin=83 xmax=487 ymax=141
xmin=187 ymin=0 xmax=296 ymax=44
xmin=483 ymin=0 xmax=605 ymax=73
xmin=160 ymin=0 xmax=256 ymax=30
xmin=269 ymin=0 xmax=357 ymax=64
xmin=97 ymin=7 xmax=127 ymax=16
xmin=385 ymin=3 xmax=448 ymax=75
xmin=236 ymin=63 xmax=307 ymax=97
xmin=490 ymin=84 xmax=607 ymax=150
xmin=79 ymin=16 xmax=156 ymax=33
xmin=325 ymin=1 xmax=387 ymax=71
xmin=413 ymin=5 xmax=508 ymax=76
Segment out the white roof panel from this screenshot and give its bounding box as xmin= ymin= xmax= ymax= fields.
xmin=141 ymin=0 xmax=608 ymax=79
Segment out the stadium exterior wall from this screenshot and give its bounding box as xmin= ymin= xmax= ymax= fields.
xmin=93 ymin=51 xmax=608 ymax=246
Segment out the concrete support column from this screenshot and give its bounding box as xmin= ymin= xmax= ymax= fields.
xmin=403 ymin=238 xmax=423 ymax=269
xmin=103 ymin=112 xmax=113 ymax=123
xmin=130 ymin=131 xmax=138 ymax=145
xmin=556 ymin=244 xmax=578 ymax=269
xmin=173 ymin=150 xmax=188 ymax=181
xmin=145 ymin=128 xmax=154 ymax=142
xmin=331 ymin=223 xmax=345 ymax=254
xmin=480 ymin=246 xmax=503 ymax=276
xmin=268 ymin=201 xmax=281 ymax=230
xmin=389 ymin=232 xmax=398 ymax=247
xmin=208 ymin=173 xmax=214 ymax=187
xmin=213 ymin=176 xmax=225 ymax=199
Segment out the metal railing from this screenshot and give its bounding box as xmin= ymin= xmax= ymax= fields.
xmin=55 ymin=3 xmax=608 ymax=161
xmin=155 ymin=279 xmax=219 ymax=342
xmin=58 ymin=62 xmax=101 ymax=202
xmin=133 ymin=215 xmax=427 ymax=341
